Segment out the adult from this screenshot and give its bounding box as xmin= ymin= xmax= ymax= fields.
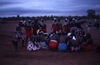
xmin=51 ymin=18 xmax=60 ymax=32
xmin=24 ymin=20 xmax=32 ymax=43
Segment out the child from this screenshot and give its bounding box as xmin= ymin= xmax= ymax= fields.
xmin=69 ymin=36 xmax=80 ymax=52
xmin=68 ymin=28 xmax=80 ymax=52
xmin=80 ymin=33 xmax=94 ymax=51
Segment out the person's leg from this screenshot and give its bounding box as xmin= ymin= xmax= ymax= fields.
xmin=12 ymin=40 xmax=18 ymax=50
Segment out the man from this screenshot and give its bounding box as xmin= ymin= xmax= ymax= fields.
xmin=15 ymin=20 xmax=25 ymax=47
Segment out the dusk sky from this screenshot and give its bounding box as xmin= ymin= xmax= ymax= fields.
xmin=0 ymin=0 xmax=100 ymax=17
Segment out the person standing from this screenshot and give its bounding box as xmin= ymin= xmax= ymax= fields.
xmin=51 ymin=18 xmax=60 ymax=32
xmin=94 ymin=19 xmax=99 ymax=29
xmin=24 ymin=20 xmax=32 ymax=43
xmin=63 ymin=18 xmax=70 ymax=33
xmin=32 ymin=18 xmax=40 ymax=35
xmin=39 ymin=19 xmax=47 ymax=33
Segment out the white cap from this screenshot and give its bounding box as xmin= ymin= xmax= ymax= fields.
xmin=72 ymin=36 xmax=76 ymax=40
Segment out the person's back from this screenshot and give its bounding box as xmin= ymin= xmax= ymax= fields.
xmin=32 ymin=21 xmax=40 ymax=35
xmin=39 ymin=20 xmax=47 ymax=33
xmin=50 ymin=33 xmax=60 ymax=42
xmin=59 ymin=32 xmax=68 ymax=43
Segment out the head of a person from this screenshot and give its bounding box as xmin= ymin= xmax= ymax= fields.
xmin=41 ymin=19 xmax=44 ymax=22
xmin=28 ymin=20 xmax=31 ymax=23
xmin=72 ymin=18 xmax=76 ymax=22
xmin=58 ymin=19 xmax=60 ymax=22
xmin=34 ymin=18 xmax=38 ymax=23
xmin=65 ymin=18 xmax=68 ymax=22
xmin=54 ymin=18 xmax=57 ymax=22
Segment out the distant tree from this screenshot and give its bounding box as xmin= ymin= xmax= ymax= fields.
xmin=17 ymin=15 xmax=20 ymax=18
xmin=16 ymin=15 xmax=20 ymax=20
xmin=87 ymin=9 xmax=96 ymax=19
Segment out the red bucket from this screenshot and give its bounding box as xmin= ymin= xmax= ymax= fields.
xmin=81 ymin=45 xmax=94 ymax=52
xmin=49 ymin=40 xmax=58 ymax=50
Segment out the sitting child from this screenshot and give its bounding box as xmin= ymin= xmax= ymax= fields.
xmin=80 ymin=33 xmax=94 ymax=51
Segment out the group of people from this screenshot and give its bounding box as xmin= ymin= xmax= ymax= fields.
xmin=12 ymin=18 xmax=94 ymax=52
xmin=12 ymin=18 xmax=47 ymax=50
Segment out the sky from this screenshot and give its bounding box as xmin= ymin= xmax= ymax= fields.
xmin=0 ymin=0 xmax=100 ymax=17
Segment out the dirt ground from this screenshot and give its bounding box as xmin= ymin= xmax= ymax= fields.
xmin=0 ymin=20 xmax=100 ymax=65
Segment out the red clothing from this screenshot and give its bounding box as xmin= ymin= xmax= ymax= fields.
xmin=25 ymin=27 xmax=32 ymax=37
xmin=81 ymin=45 xmax=94 ymax=51
xmin=52 ymin=24 xmax=60 ymax=31
xmin=63 ymin=25 xmax=68 ymax=32
xmin=41 ymin=26 xmax=46 ymax=33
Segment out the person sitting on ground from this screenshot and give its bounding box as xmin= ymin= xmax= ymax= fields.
xmin=80 ymin=33 xmax=94 ymax=51
xmin=58 ymin=32 xmax=69 ymax=51
xmin=68 ymin=27 xmax=80 ymax=52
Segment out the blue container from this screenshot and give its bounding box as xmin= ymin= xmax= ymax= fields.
xmin=58 ymin=43 xmax=67 ymax=51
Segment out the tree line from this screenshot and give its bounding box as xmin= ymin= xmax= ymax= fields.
xmin=0 ymin=9 xmax=100 ymax=22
